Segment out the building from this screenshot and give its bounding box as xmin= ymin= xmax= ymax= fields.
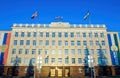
xmin=0 ymin=22 xmax=120 ymax=77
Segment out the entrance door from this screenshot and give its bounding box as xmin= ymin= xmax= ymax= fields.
xmin=65 ymin=69 xmax=69 ymax=77
xmin=50 ymin=69 xmax=55 ymax=77
xmin=58 ymin=69 xmax=62 ymax=76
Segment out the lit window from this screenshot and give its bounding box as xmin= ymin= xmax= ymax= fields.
xmin=71 ymin=41 xmax=74 ymax=46
xmin=70 ymin=32 xmax=74 ymax=38
xmin=65 ymin=58 xmax=69 ymax=64
xmin=65 ymin=49 xmax=68 ymax=55
xmin=52 ymin=32 xmax=55 ymax=38
xmin=52 ymin=40 xmax=55 ymax=46
xmin=78 ymin=58 xmax=82 ymax=64
xmin=39 ymin=40 xmax=43 ymax=46
xmin=83 ymin=41 xmax=87 ymax=46
xmin=45 ymin=50 xmax=49 ymax=54
xmin=46 ymin=40 xmax=49 ymax=46
xmin=51 ymin=58 xmax=55 ymax=63
xmin=15 ymin=32 xmax=18 ymax=37
xmin=40 ymin=32 xmax=43 ymax=37
xmin=21 ymin=32 xmax=24 ymax=37
xmin=64 ymin=32 xmax=68 ymax=38
xmin=71 ymin=49 xmax=75 ymax=54
xmin=20 ymin=40 xmax=24 ymax=45
xmin=65 ymin=41 xmax=68 ymax=46
xmin=58 ymin=41 xmax=62 ymax=46
xmin=12 ymin=49 xmax=16 ymax=54
xmin=38 ymin=49 xmax=42 ymax=54
xmin=78 ymin=49 xmax=81 ymax=54
xmin=58 ymin=50 xmax=62 ymax=54
xmin=58 ymin=58 xmax=62 ymax=63
xmin=95 ymin=33 xmax=98 ymax=38
xmin=33 ymin=40 xmax=36 ymax=46
xmin=77 ymin=41 xmax=81 ymax=46
xmin=33 ymin=32 xmax=37 ymax=37
xmin=76 ymin=32 xmax=80 ymax=38
xmin=14 ymin=40 xmax=17 ymax=45
xmin=58 ymin=32 xmax=62 ymax=38
xmin=26 ymin=40 xmax=30 ymax=46
xmin=27 ymin=32 xmax=31 ymax=37
xmin=32 ymin=49 xmax=36 ymax=54
xmin=46 ymin=32 xmax=49 ymax=38
xmin=83 ymin=33 xmax=86 ymax=38
xmin=19 ymin=49 xmax=22 ymax=54
xmin=25 ymin=49 xmax=29 ymax=54
xmin=72 ymin=58 xmax=75 ymax=64
xmin=52 ymin=50 xmax=55 ymax=54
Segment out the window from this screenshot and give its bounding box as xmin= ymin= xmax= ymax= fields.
xmin=98 ymin=57 xmax=102 ymax=65
xmin=40 ymin=32 xmax=43 ymax=37
xmin=27 ymin=32 xmax=31 ymax=37
xmin=76 ymin=32 xmax=80 ymax=38
xmin=19 ymin=49 xmax=22 ymax=54
xmin=95 ymin=33 xmax=98 ymax=38
xmin=83 ymin=33 xmax=86 ymax=38
xmin=38 ymin=49 xmax=42 ymax=54
xmin=45 ymin=58 xmax=48 ymax=64
xmin=52 ymin=40 xmax=55 ymax=46
xmin=21 ymin=32 xmax=24 ymax=37
xmin=20 ymin=40 xmax=24 ymax=45
xmin=46 ymin=32 xmax=49 ymax=38
xmin=33 ymin=40 xmax=36 ymax=46
xmin=97 ymin=49 xmax=100 ymax=56
xmin=11 ymin=57 xmax=15 ymax=64
xmin=31 ymin=58 xmax=35 ymax=65
xmin=52 ymin=50 xmax=55 ymax=54
xmin=14 ymin=40 xmax=17 ymax=45
xmin=45 ymin=50 xmax=49 ymax=54
xmin=101 ymin=41 xmax=105 ymax=46
xmin=25 ymin=49 xmax=29 ymax=54
xmin=77 ymin=41 xmax=80 ymax=46
xmin=72 ymin=58 xmax=75 ymax=64
xmin=24 ymin=58 xmax=28 ymax=64
xmin=12 ymin=49 xmax=16 ymax=54
xmin=33 ymin=32 xmax=37 ymax=37
xmin=102 ymin=49 xmax=106 ymax=54
xmin=52 ymin=32 xmax=55 ymax=38
xmin=89 ymin=49 xmax=94 ymax=55
xmin=78 ymin=49 xmax=81 ymax=54
xmin=32 ymin=49 xmax=36 ymax=54
xmin=58 ymin=50 xmax=62 ymax=54
xmin=96 ymin=41 xmax=99 ymax=46
xmin=26 ymin=40 xmax=30 ymax=45
xmin=58 ymin=41 xmax=62 ymax=46
xmin=65 ymin=41 xmax=68 ymax=46
xmin=83 ymin=41 xmax=87 ymax=46
xmin=89 ymin=32 xmax=92 ymax=38
xmin=65 ymin=49 xmax=68 ymax=55
xmin=78 ymin=68 xmax=83 ymax=73
xmin=90 ymin=41 xmax=93 ymax=46
xmin=65 ymin=58 xmax=69 ymax=64
xmin=78 ymin=58 xmax=82 ymax=64
xmin=51 ymin=58 xmax=55 ymax=63
xmin=84 ymin=57 xmax=88 ymax=66
xmin=15 ymin=32 xmax=18 ymax=37
xmin=46 ymin=40 xmax=49 ymax=46
xmin=71 ymin=41 xmax=74 ymax=46
xmin=100 ymin=33 xmax=104 ymax=38
xmin=71 ymin=49 xmax=75 ymax=54
xmin=64 ymin=32 xmax=68 ymax=38
xmin=58 ymin=32 xmax=62 ymax=38
xmin=39 ymin=40 xmax=43 ymax=46
xmin=70 ymin=32 xmax=74 ymax=38
xmin=18 ymin=58 xmax=21 ymax=63
xmin=58 ymin=58 xmax=62 ymax=63
xmin=84 ymin=49 xmax=88 ymax=55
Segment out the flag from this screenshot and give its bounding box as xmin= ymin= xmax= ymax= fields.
xmin=31 ymin=11 xmax=38 ymax=19
xmin=84 ymin=11 xmax=90 ymax=20
xmin=55 ymin=16 xmax=63 ymax=21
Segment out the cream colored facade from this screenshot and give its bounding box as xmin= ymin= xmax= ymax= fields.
xmin=6 ymin=22 xmax=112 ymax=67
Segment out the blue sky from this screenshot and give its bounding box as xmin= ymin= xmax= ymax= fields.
xmin=0 ymin=0 xmax=120 ymax=35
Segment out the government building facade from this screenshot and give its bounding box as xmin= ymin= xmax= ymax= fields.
xmin=0 ymin=22 xmax=120 ymax=77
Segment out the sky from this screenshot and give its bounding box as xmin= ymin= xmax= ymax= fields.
xmin=0 ymin=0 xmax=120 ymax=36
